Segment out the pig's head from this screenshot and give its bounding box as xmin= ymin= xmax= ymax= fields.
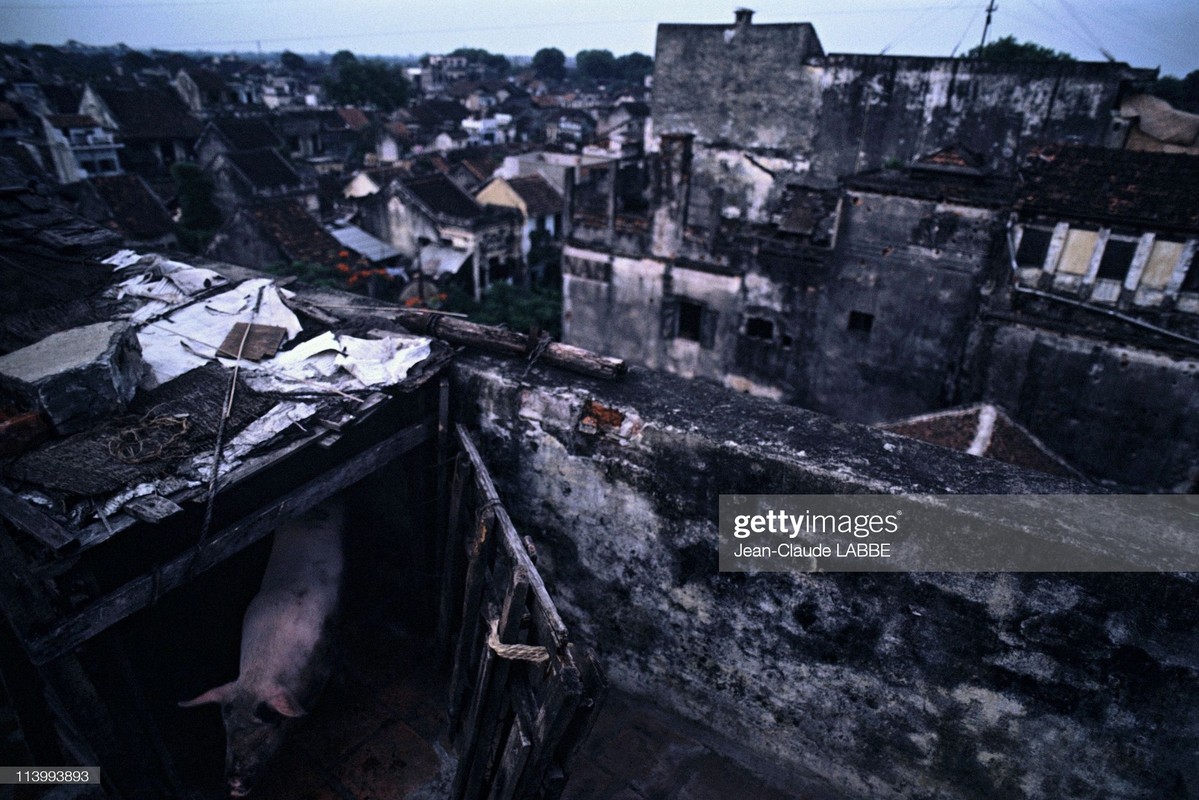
xmin=179 ymin=682 xmax=306 ymax=797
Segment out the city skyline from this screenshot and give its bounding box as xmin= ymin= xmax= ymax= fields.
xmin=1 ymin=0 xmax=1196 ymax=77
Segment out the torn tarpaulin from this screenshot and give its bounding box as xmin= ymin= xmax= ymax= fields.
xmin=105 ymin=250 xmax=228 ymax=324
xmin=135 ymin=278 xmax=303 ymax=386
xmin=235 ymin=331 xmax=432 ymax=395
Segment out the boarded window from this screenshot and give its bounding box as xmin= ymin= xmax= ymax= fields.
xmin=1015 ymin=227 xmax=1053 ymax=268
xmin=1096 ymin=239 xmax=1137 ymax=282
xmin=745 ymin=317 xmax=774 ymax=341
xmin=848 ymin=310 xmax=874 ymax=334
xmin=1058 ymin=228 xmax=1098 ymax=275
xmin=1141 ymin=238 xmax=1184 ymax=289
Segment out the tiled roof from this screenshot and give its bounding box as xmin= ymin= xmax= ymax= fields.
xmin=44 ymin=113 xmax=102 ymax=129
xmin=86 ymin=173 xmax=175 ymax=241
xmin=408 ymin=100 xmax=470 ymax=129
xmin=187 ymin=69 xmax=228 ymax=96
xmin=246 ymin=200 xmax=343 ymax=266
xmin=457 ymin=156 xmax=499 ymax=182
xmin=914 ymin=144 xmax=988 ymax=172
xmin=844 ymin=164 xmax=1014 ymax=207
xmin=39 ymin=84 xmax=82 ymax=115
xmin=507 ymin=174 xmax=562 ymax=216
xmin=337 ymin=107 xmax=371 ymax=131
xmin=880 ymin=403 xmax=1082 ymax=480
xmin=1017 ymin=144 xmax=1199 ymax=232
xmin=212 ymin=117 xmax=283 ymax=150
xmin=96 ymin=86 xmax=202 ymax=140
xmin=402 ymin=173 xmax=481 ymax=220
xmin=226 ymin=147 xmax=303 ymax=191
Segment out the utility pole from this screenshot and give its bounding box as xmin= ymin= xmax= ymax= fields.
xmin=978 ymin=0 xmax=997 ymax=52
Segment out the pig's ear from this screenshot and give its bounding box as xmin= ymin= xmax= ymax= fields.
xmin=178 ymin=681 xmax=235 ymax=708
xmin=265 ymin=689 xmax=307 ymax=718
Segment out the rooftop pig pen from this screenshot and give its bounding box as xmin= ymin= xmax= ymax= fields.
xmin=1 ymin=169 xmax=1196 ymax=800
xmin=0 ymin=187 xmax=609 ymax=800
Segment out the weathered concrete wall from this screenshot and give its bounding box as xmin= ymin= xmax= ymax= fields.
xmin=651 ymin=22 xmax=825 ymax=157
xmin=809 ymin=56 xmax=1134 ymax=182
xmin=796 ymin=190 xmax=1005 ymax=423
xmin=453 ymin=355 xmax=1198 ymax=800
xmin=652 ymin=21 xmax=1146 ymax=204
xmin=966 ymin=321 xmax=1199 ymax=492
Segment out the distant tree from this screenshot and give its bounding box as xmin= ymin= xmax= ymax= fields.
xmin=280 ymin=50 xmax=307 ymax=72
xmin=576 ymin=49 xmax=617 ymax=82
xmin=448 ymin=47 xmax=509 ymax=75
xmin=615 ymin=52 xmax=653 ymax=83
xmin=1151 ymin=69 xmax=1199 ymax=113
xmin=532 ymin=47 xmax=566 ymax=81
xmin=171 ymin=162 xmax=221 ymax=253
xmin=330 ymin=49 xmax=357 ymax=71
xmin=324 ymin=51 xmax=409 ymax=111
xmin=966 ymin=35 xmax=1074 ymax=62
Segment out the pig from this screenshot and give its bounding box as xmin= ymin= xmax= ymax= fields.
xmin=180 ymin=497 xmax=344 ymax=797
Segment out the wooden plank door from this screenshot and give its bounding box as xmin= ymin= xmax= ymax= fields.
xmin=442 ymin=426 xmax=606 ymax=800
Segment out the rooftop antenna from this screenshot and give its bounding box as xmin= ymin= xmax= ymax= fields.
xmin=978 ymin=0 xmax=997 ymax=51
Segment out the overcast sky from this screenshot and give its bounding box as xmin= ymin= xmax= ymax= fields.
xmin=1 ymin=0 xmax=1195 ymax=77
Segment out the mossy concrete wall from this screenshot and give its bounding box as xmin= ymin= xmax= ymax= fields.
xmin=453 ymin=355 xmax=1198 ymax=800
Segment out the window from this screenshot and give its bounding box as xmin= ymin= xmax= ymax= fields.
xmin=662 ymin=297 xmax=717 ymax=348
xmin=1182 ymin=257 xmax=1199 ymax=293
xmin=1096 ymin=238 xmax=1137 ymax=282
xmin=677 ymin=300 xmax=703 ymax=342
xmin=847 ymin=311 xmax=874 ymax=334
xmin=744 ymin=316 xmax=774 ymax=341
xmin=1015 ymin=227 xmax=1053 ymax=268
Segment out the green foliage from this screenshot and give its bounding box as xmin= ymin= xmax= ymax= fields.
xmin=532 ymin=47 xmax=566 ymax=81
xmin=448 ymin=47 xmax=510 ymax=75
xmin=444 ymin=281 xmax=562 ymax=340
xmin=324 ymin=51 xmax=409 ymax=111
xmin=576 ymin=49 xmax=617 ymax=82
xmin=615 ymin=52 xmax=653 ymax=83
xmin=280 ymin=50 xmax=307 ymax=72
xmin=1151 ymin=69 xmax=1199 ymax=113
xmin=171 ymin=162 xmax=221 ymax=253
xmin=966 ymin=35 xmax=1074 ymax=62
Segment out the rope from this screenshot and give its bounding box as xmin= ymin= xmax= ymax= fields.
xmin=521 ymin=331 xmax=552 ymax=379
xmin=106 ymin=412 xmax=191 ymax=464
xmin=487 ymin=617 xmax=549 ymax=663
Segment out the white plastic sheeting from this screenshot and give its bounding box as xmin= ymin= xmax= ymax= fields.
xmin=105 ymin=250 xmax=229 ymax=324
xmin=136 ymin=278 xmax=303 ymax=387
xmin=237 ymin=330 xmax=432 ymax=395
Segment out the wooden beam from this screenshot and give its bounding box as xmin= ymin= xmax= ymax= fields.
xmin=0 ymin=483 xmax=76 ymax=552
xmin=457 ymin=426 xmax=569 ymax=656
xmin=395 ymin=311 xmax=627 ymax=380
xmin=27 ymin=418 xmax=436 ymax=665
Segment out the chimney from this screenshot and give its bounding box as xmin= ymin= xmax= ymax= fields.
xmin=734 ymin=8 xmax=754 ymax=25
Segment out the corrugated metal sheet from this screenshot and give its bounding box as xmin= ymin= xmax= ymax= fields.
xmin=327 ymin=224 xmax=401 ymax=262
